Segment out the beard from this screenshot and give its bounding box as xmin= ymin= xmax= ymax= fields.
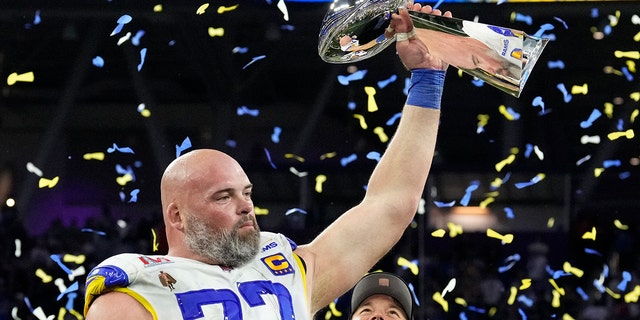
xmin=183 ymin=214 xmax=261 ymax=268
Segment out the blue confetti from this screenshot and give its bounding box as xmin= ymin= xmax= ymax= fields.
xmin=242 ymin=55 xmax=267 ymax=70
xmin=580 ymin=109 xmax=601 ymax=128
xmin=366 ymin=151 xmax=381 ymax=162
xmin=232 ymin=47 xmax=249 ymax=54
xmin=107 ymin=143 xmax=135 ymax=154
xmin=237 ymin=105 xmax=260 ymax=116
xmin=340 ymin=153 xmax=358 ymax=167
xmin=547 ymin=60 xmax=565 ymax=69
xmin=132 ymin=30 xmax=145 ymax=46
xmin=377 ymin=74 xmax=397 ymax=88
xmin=92 ymin=56 xmax=105 ymax=68
xmin=137 ymin=48 xmax=147 ymax=71
xmin=50 ymin=254 xmax=72 ymax=274
xmin=338 ymin=70 xmax=367 ymax=85
xmin=434 ymin=200 xmax=456 ymax=208
xmin=460 ymin=181 xmax=479 ymax=206
xmin=603 ymin=159 xmax=621 ymax=168
xmin=264 ymin=148 xmax=277 ymax=169
xmin=176 ymin=136 xmax=192 ymax=158
xmin=386 ymin=112 xmax=402 ymax=126
xmin=128 ymin=189 xmax=140 ymax=203
xmin=285 ymin=208 xmax=307 ymax=215
xmin=271 ymin=126 xmax=282 ymax=143
xmin=504 ymin=207 xmax=514 ymax=219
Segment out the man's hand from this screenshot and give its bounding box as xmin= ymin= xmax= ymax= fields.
xmin=386 ymin=4 xmax=452 ymax=71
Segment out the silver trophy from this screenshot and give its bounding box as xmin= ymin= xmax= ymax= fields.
xmin=318 ymin=0 xmax=549 ymax=97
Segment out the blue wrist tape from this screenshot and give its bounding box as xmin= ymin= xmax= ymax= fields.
xmin=406 ymin=69 xmax=445 ymax=110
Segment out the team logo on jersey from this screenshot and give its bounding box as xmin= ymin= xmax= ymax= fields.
xmin=158 ymin=271 xmax=177 ymax=291
xmin=261 ymin=253 xmax=294 ymax=276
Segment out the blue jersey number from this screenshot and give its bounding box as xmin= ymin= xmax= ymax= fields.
xmin=175 ymin=280 xmax=295 ymax=320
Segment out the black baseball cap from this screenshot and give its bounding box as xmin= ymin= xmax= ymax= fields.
xmin=350 ymin=272 xmax=413 ymax=319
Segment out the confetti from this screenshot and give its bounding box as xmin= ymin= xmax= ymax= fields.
xmin=263 ymin=148 xmax=277 ymax=169
xmin=117 ymin=32 xmax=132 ymax=46
xmin=366 ymin=151 xmax=381 ymax=162
xmin=448 ymin=222 xmax=463 ymax=237
xmin=514 ymin=173 xmax=545 ymax=189
xmin=507 ymin=287 xmax=518 ymax=305
xmin=196 ymin=3 xmax=209 ymax=15
xmin=607 ymin=129 xmax=634 ymax=140
xmin=327 ymin=301 xmax=342 ymax=317
xmin=441 ymin=278 xmax=456 ymax=297
xmin=377 ymin=74 xmax=397 ymax=88
xmin=614 ymin=50 xmax=640 ymax=59
xmin=137 ymin=103 xmax=151 ymax=117
xmin=285 ymin=208 xmax=307 ymax=215
xmin=110 ymin=14 xmax=132 ymax=36
xmin=208 ymin=27 xmax=225 ymax=37
xmin=556 ymin=83 xmax=572 ymax=103
xmin=237 ymin=105 xmax=259 ymax=116
xmin=92 ymin=56 xmax=104 ymax=67
xmin=7 ymin=71 xmax=35 ymax=85
xmin=271 ymin=126 xmax=282 ymax=143
xmin=14 ymin=239 xmax=21 ymax=257
xmin=580 ymin=135 xmax=600 ymax=144
xmin=431 ymin=229 xmax=446 ymax=237
xmin=284 ymin=154 xmax=304 ymax=162
xmin=498 ymin=105 xmax=520 ymax=120
xmin=107 ymin=143 xmax=135 ymax=154
xmin=617 ymin=271 xmax=632 ymax=291
xmin=511 ymin=12 xmax=532 ymax=25
xmin=276 ymin=0 xmax=289 ymax=21
xmin=373 ymin=127 xmax=388 ymax=143
xmin=242 ymin=55 xmax=266 ymax=69
xmin=340 ymin=153 xmax=357 ymax=167
xmin=116 ymin=174 xmax=133 ymax=186
xmin=562 ymin=261 xmax=584 ymax=277
xmin=81 ymin=228 xmax=106 ymax=236
xmin=26 ymin=162 xmax=43 ymax=176
xmin=289 ymin=167 xmax=308 ymax=177
xmin=432 ymin=291 xmax=448 ymax=312
xmin=232 ymin=47 xmax=249 ymax=54
xmin=386 ymin=112 xmax=402 ymax=126
xmin=580 ymin=109 xmax=602 ymax=128
xmin=175 ymin=137 xmax=192 ymax=158
xmin=397 ymin=257 xmax=419 ymax=275
xmin=38 ymin=176 xmax=59 ymax=188
xmin=498 ymin=253 xmax=521 ymax=273
xmin=459 ymin=180 xmax=479 ymax=206
xmin=434 ymin=200 xmax=455 ymax=208
xmin=353 ymin=114 xmax=367 ymax=129
xmin=486 ymin=228 xmax=514 ymax=244
xmin=614 ymin=219 xmax=629 ymax=230
xmin=131 ymin=30 xmax=145 ymax=46
xmin=315 ymin=174 xmax=327 ymax=193
xmin=571 ymin=83 xmax=588 ymax=95
xmin=364 ymin=86 xmax=378 ymax=112
xmin=217 ymin=5 xmax=239 ymax=14
xmin=582 ymin=226 xmax=596 ymax=240
xmin=255 ymin=206 xmax=270 ymax=215
xmin=504 ymin=207 xmax=514 ymax=219
xmin=495 ymin=154 xmax=516 ymax=172
xmin=137 ymin=48 xmax=147 ymax=71
xmin=547 ymin=60 xmax=565 ymax=69
xmin=337 ymin=70 xmax=367 ymax=85
xmin=531 ymin=96 xmax=545 ymax=113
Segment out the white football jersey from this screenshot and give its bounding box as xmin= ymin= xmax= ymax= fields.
xmin=84 ymin=232 xmax=309 ymax=320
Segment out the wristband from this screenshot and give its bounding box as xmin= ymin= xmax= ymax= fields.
xmin=406 ymin=68 xmax=445 ymax=110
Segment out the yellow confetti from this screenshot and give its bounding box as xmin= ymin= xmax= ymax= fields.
xmin=634 ymin=31 xmax=640 ymax=42
xmin=36 ymin=268 xmax=53 ymax=283
xmin=58 ymin=307 xmax=66 ymax=320
xmin=605 ymin=287 xmax=621 ymax=299
xmin=485 ymin=191 xmax=499 ymax=197
xmin=447 ymin=222 xmax=463 ymax=238
xmin=63 ymin=254 xmax=85 ymax=265
xmin=624 ymin=285 xmax=640 ymax=303
xmin=486 ymin=228 xmax=513 ymax=244
xmin=208 ymin=27 xmax=225 ymax=37
xmin=479 ymin=197 xmax=495 ymax=208
xmin=614 ymin=219 xmax=629 ymax=230
xmin=324 ymin=310 xmax=332 ymax=320
xmin=284 ymin=153 xmax=305 ymax=162
xmin=454 ymin=297 xmax=467 ymax=306
xmin=83 ymin=152 xmax=105 ymax=160
xmin=397 ymin=257 xmax=419 ymax=275
xmin=373 ymin=127 xmax=389 ymax=143
xmin=631 ymin=109 xmax=638 ymax=123
xmin=353 ymin=114 xmax=367 ymax=129
xmin=614 ymin=50 xmax=640 ymax=59
xmin=498 ymin=104 xmax=515 ymax=120
xmin=562 ymin=261 xmax=584 ymax=277
xmin=431 ymin=229 xmax=446 ymax=237
xmin=116 ymin=173 xmax=133 ymax=186
xmin=152 ymin=228 xmax=160 ymax=252
xmin=255 ymin=206 xmax=269 ymax=215
xmin=477 ymin=114 xmax=489 ymax=132
xmin=490 ymin=177 xmax=503 ymax=189
xmin=631 ymin=92 xmax=640 ymax=102
xmin=315 ymin=174 xmax=327 ymax=193
xmin=495 ymin=154 xmax=516 ymax=172
xmin=140 ymin=109 xmax=151 ymax=117
xmin=594 ymin=167 xmax=604 ymax=177
xmin=196 ymin=3 xmax=209 ymax=15
xmin=7 ymin=71 xmax=35 ymax=85
xmin=320 ymin=152 xmax=336 ymax=160
xmin=571 ymin=84 xmax=588 ymax=95
xmin=604 ymin=102 xmax=614 ymax=118
xmin=328 ymin=301 xmax=342 ymax=317
xmin=432 ymin=291 xmax=448 ymax=312
xmin=519 ymin=279 xmax=532 ymax=290
xmin=627 ymin=60 xmax=636 ymax=73
xmin=507 ymin=286 xmax=518 ymax=305
xmin=549 ymin=279 xmax=565 ymax=296
xmin=38 ymin=176 xmax=60 ymax=188
xmin=562 ymin=313 xmax=575 ymax=320
xmin=217 ymin=4 xmax=239 ymax=14
xmin=607 ymin=129 xmax=634 ymax=140
xmin=68 ymin=308 xmax=83 ymax=320
xmin=546 ymin=217 xmax=555 ymax=228
xmin=153 ymin=4 xmax=163 ymax=12
xmin=582 ymin=226 xmax=596 ymax=240
xmin=364 ymin=86 xmax=378 ymax=112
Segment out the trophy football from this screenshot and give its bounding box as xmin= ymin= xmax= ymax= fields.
xmin=318 ymin=0 xmax=549 ymax=97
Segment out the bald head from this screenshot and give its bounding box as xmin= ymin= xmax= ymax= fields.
xmin=160 ymin=149 xmax=245 ymax=210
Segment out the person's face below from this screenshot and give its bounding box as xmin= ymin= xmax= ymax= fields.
xmin=351 ymin=294 xmax=408 ymax=320
xmin=182 ymin=161 xmax=261 ymax=267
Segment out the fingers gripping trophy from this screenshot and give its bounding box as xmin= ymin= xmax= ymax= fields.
xmin=318 ymin=0 xmax=549 ymax=97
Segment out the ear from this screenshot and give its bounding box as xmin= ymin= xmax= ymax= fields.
xmin=166 ymin=203 xmax=184 ymax=231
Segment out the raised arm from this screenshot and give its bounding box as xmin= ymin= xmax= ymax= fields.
xmin=296 ymin=5 xmax=452 ymax=313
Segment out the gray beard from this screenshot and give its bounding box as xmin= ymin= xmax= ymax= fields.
xmin=183 ymin=214 xmax=261 ymax=268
